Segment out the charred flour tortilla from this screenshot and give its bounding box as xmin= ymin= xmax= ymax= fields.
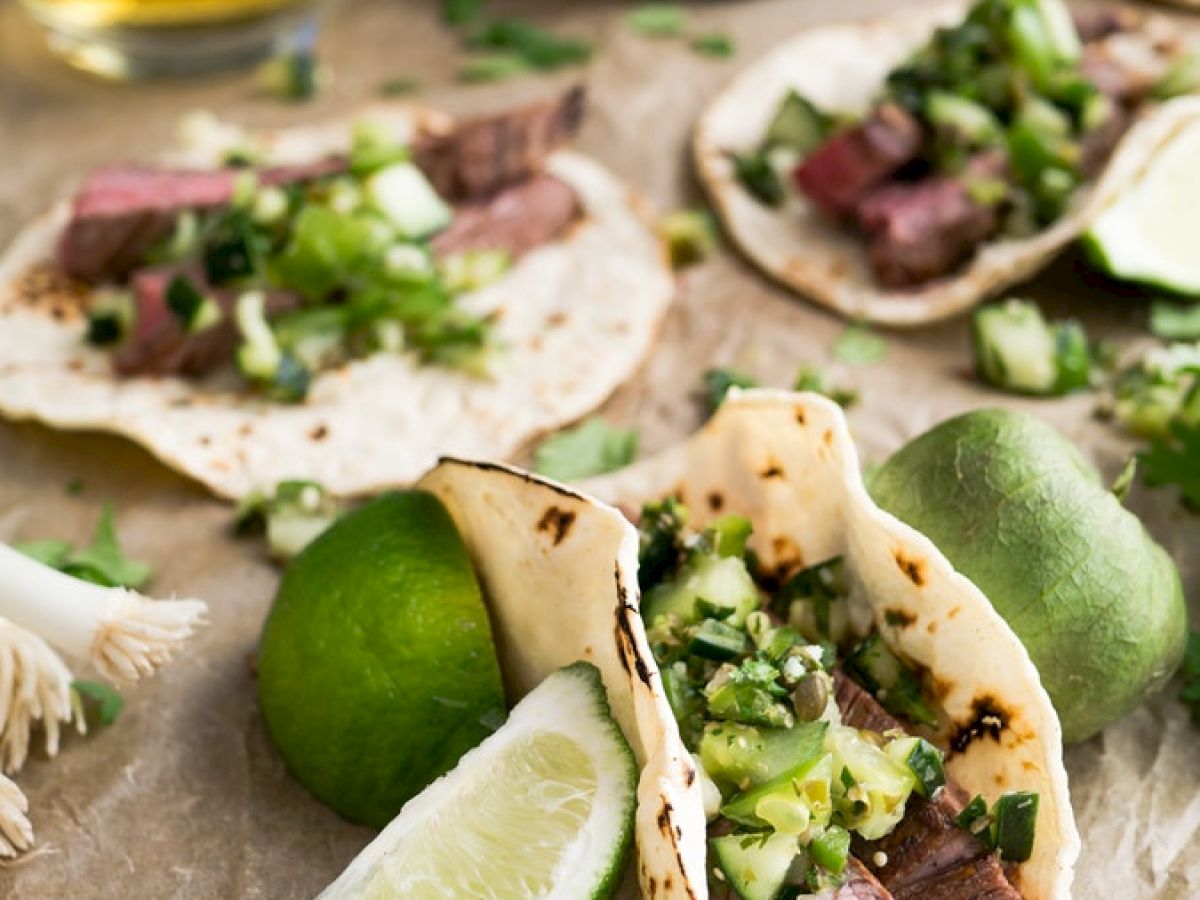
xmin=0 ymin=106 xmax=672 ymax=499
xmin=417 ymin=390 xmax=1078 ymax=899
xmin=694 ymin=1 xmax=1196 ymax=326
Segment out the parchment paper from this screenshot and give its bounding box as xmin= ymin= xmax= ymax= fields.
xmin=0 ymin=0 xmax=1197 ymax=896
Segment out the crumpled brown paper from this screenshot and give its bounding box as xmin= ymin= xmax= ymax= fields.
xmin=0 ymin=0 xmax=1196 ymax=896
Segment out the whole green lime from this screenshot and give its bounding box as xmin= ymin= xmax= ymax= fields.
xmin=258 ymin=491 xmax=505 ymax=827
xmin=871 ymin=408 xmax=1187 ymax=744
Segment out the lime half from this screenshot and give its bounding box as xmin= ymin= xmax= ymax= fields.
xmin=1083 ymin=118 xmax=1200 ymax=295
xmin=319 ymin=663 xmax=637 ymax=900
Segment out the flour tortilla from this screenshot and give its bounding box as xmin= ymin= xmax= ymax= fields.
xmin=418 ymin=390 xmax=1079 ymax=900
xmin=695 ymin=0 xmax=1196 ymax=326
xmin=0 ymin=105 xmax=673 ymax=499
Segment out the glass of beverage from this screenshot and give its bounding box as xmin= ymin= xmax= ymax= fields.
xmin=19 ymin=0 xmax=329 ymax=80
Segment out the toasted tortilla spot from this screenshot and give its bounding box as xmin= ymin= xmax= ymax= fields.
xmin=309 ymin=424 xmax=329 ymax=441
xmin=658 ymin=801 xmax=673 ymax=833
xmin=536 ymin=505 xmax=576 ymax=546
xmin=770 ymin=535 xmax=804 ymax=581
xmin=927 ymin=620 xmax=939 ymax=634
xmin=951 ymin=695 xmax=1011 ymax=753
xmin=885 ymin=608 xmax=916 ymax=628
xmin=894 ymin=549 xmax=926 ymax=586
xmin=706 ymin=491 xmax=724 ymax=512
xmin=794 ymin=405 xmax=807 ymax=425
xmin=760 ymin=461 xmax=784 ymax=479
xmin=546 ymin=311 xmax=567 ymax=327
xmin=948 ymin=605 xmax=963 ymax=619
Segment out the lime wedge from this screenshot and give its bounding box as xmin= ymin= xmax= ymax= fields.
xmin=318 ymin=663 xmax=636 ymax=900
xmin=1083 ymin=118 xmax=1200 ymax=295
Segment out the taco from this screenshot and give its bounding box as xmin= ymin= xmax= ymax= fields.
xmin=695 ymin=0 xmax=1198 ymax=325
xmin=0 ymin=89 xmax=673 ymax=498
xmin=416 ymin=390 xmax=1078 ymax=900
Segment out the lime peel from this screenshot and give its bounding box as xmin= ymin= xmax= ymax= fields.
xmin=319 ymin=663 xmax=636 ymax=900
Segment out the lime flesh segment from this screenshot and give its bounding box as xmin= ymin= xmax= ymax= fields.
xmin=1085 ymin=118 xmax=1200 ymax=295
xmin=320 ymin=663 xmax=637 ymax=900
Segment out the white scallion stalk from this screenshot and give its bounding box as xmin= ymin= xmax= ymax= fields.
xmin=0 ymin=772 xmax=32 ymax=859
xmin=0 ymin=618 xmax=82 ymax=775
xmin=0 ymin=545 xmax=208 ymax=685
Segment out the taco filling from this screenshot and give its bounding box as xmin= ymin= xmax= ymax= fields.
xmin=636 ymin=500 xmax=1038 ymax=900
xmin=730 ymin=0 xmax=1187 ymax=289
xmin=57 ymin=88 xmax=585 ymax=401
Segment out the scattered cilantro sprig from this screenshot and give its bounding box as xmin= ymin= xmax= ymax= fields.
xmin=15 ymin=506 xmax=151 ymax=590
xmin=533 ymin=418 xmax=639 ymax=481
xmin=72 ymin=680 xmax=125 ymax=727
xmin=832 ymin=323 xmax=888 ymax=365
xmin=1181 ymin=632 xmax=1200 ymax=727
xmin=1139 ymin=420 xmax=1200 ymax=510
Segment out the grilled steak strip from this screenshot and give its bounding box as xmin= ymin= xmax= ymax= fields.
xmin=836 ymin=857 xmax=896 ymax=900
xmin=414 ymin=86 xmax=586 ymax=201
xmin=856 ymin=151 xmax=1005 ymax=289
xmin=835 ymin=672 xmax=1021 ymax=900
xmin=58 ymin=158 xmax=347 ymax=283
xmin=430 ymin=173 xmax=580 ymax=260
xmin=1072 ymin=5 xmax=1138 ymax=44
xmin=792 ymin=104 xmax=923 ymax=218
xmin=113 ymin=265 xmax=299 ymax=377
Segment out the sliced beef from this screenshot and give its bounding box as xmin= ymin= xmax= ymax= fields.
xmin=430 ymin=173 xmax=580 ymax=259
xmin=1072 ymin=5 xmax=1138 ymax=44
xmin=836 ymin=671 xmax=1021 ymax=900
xmin=58 ymin=158 xmax=346 ymax=283
xmin=113 ymin=265 xmax=299 ymax=377
xmin=792 ymin=104 xmax=923 ymax=218
xmin=856 ymin=152 xmax=1003 ymax=289
xmin=892 ymin=855 xmax=1022 ymax=900
xmin=835 ymin=857 xmax=895 ymax=899
xmin=413 ymin=87 xmax=586 ymax=201
xmin=835 ymin=669 xmax=904 ymax=733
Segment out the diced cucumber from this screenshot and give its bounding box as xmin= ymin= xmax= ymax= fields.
xmin=925 ymin=92 xmax=1002 ymax=146
xmin=711 ymin=831 xmax=798 ymax=900
xmin=642 ymin=554 xmax=759 ymax=627
xmin=994 ymin=791 xmax=1039 ymax=862
xmin=698 ymin=721 xmax=827 ymax=792
xmin=722 ymin=753 xmax=834 ymax=834
xmin=885 ymin=736 xmax=946 ymax=799
xmin=85 ymin=290 xmax=134 ymax=347
xmin=764 ymin=90 xmax=830 ymax=156
xmin=826 ymin=726 xmax=915 ymax=841
xmin=441 ymin=249 xmax=512 ymax=293
xmin=366 ymin=162 xmax=452 ymax=239
xmin=971 ymin=299 xmax=1057 ymax=395
xmin=1052 ymin=320 xmax=1091 ymax=393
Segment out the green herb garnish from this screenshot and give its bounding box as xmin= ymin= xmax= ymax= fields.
xmin=458 ymin=52 xmax=533 ymax=83
xmin=14 ymin=506 xmax=151 ymax=590
xmin=533 ymin=418 xmax=639 ymax=481
xmin=379 ymin=76 xmax=422 ymax=97
xmin=442 ymin=0 xmax=486 ymax=26
xmin=832 ymin=323 xmax=887 ymax=365
xmin=73 ymin=679 xmax=125 ymax=727
xmin=467 ymin=19 xmax=592 ymax=71
xmin=1180 ymin=631 xmax=1200 ymax=726
xmin=691 ymin=33 xmax=736 ymax=58
xmin=1140 ymin=419 xmax=1200 ymax=510
xmin=1149 ymin=301 xmax=1200 ymax=341
xmin=703 ymin=368 xmax=759 ymax=415
xmin=626 ymin=4 xmax=688 ymax=38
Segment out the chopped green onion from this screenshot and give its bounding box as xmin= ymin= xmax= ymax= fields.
xmin=688 ymin=619 xmax=748 ymax=661
xmin=85 ymin=291 xmax=134 ymax=347
xmin=166 ymin=275 xmax=222 ymax=333
xmin=350 ymin=121 xmax=410 ymax=177
xmin=955 ymin=794 xmax=990 ymax=832
xmin=1149 ymin=301 xmax=1200 ymax=341
xmin=440 ymin=249 xmax=512 ymax=293
xmin=731 ymin=150 xmax=785 ymax=207
xmin=809 ymin=824 xmax=850 ymax=875
xmin=890 ymin=736 xmax=946 ymax=799
xmin=258 ymin=49 xmax=326 ymax=101
xmin=994 ymin=791 xmax=1039 ymax=862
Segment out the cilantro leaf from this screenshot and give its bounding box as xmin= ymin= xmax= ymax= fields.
xmin=534 ymin=418 xmax=639 ymax=481
xmin=458 ymin=52 xmax=532 ymax=83
xmin=442 ymin=0 xmax=486 ymax=26
xmin=64 ymin=506 xmax=152 ymax=589
xmin=467 ymin=19 xmax=591 ymax=71
xmin=793 ymin=365 xmax=858 ymax=408
xmin=626 ymin=4 xmax=688 ymax=38
xmin=832 ymin=323 xmax=887 ymax=365
xmin=703 ymin=368 xmax=758 ymax=415
xmin=692 ymin=33 xmax=736 ymax=58
xmin=1139 ymin=419 xmax=1200 ymax=510
xmin=1149 ymin=301 xmax=1200 ymax=341
xmin=73 ymin=680 xmax=124 ymax=727
xmin=13 ymin=539 xmax=74 ymax=570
